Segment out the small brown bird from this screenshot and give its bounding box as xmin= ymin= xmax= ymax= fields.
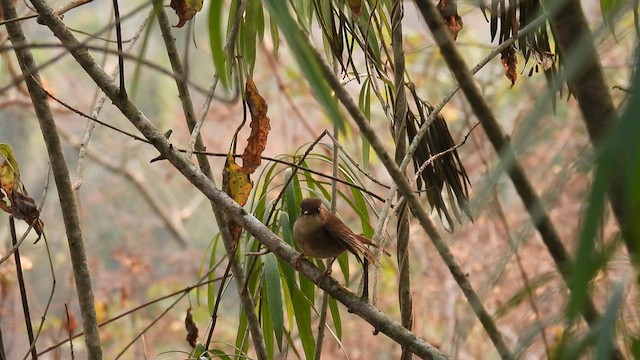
xmin=294 ymin=197 xmax=377 ymax=264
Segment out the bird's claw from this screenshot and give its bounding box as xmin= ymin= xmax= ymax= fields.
xmin=293 ymin=253 xmax=306 ymax=270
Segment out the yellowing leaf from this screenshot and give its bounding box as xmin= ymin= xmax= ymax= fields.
xmin=241 ymin=77 xmax=271 ymax=175
xmin=223 ymin=154 xmax=253 ymax=206
xmin=170 ymin=0 xmax=204 ymax=28
xmin=0 ymin=143 xmax=19 ymax=196
xmin=222 ymin=154 xmax=253 ymax=245
xmin=0 ymin=144 xmax=44 ymax=240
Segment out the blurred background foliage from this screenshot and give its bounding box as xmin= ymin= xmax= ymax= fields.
xmin=0 ymin=0 xmax=638 ymax=359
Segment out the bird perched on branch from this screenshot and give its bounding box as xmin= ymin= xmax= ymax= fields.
xmin=293 ymin=197 xmax=378 ymax=298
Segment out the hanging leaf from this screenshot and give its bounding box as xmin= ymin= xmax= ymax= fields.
xmin=185 ymin=307 xmax=199 ymax=347
xmin=501 ymin=45 xmax=518 ymax=87
xmin=0 ymin=144 xmax=44 ymax=240
xmin=241 ymin=77 xmax=271 ymax=175
xmin=222 ymin=153 xmax=253 ymax=244
xmin=346 ymin=0 xmax=362 ymax=16
xmin=0 ymin=143 xmax=19 ymax=203
xmin=437 ymin=0 xmax=463 ymax=40
xmin=170 ymin=0 xmax=204 ymax=28
xmin=209 ymin=0 xmax=230 ymax=88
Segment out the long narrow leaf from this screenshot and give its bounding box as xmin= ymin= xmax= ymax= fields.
xmin=263 ymin=0 xmax=346 ymax=133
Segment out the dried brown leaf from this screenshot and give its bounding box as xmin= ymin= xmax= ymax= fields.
xmin=241 ymin=77 xmax=271 ymax=175
xmin=501 ymin=46 xmax=518 ymax=87
xmin=11 ymin=191 xmax=44 ymax=241
xmin=185 ymin=308 xmax=199 ymax=348
xmin=170 ymin=0 xmax=203 ymax=28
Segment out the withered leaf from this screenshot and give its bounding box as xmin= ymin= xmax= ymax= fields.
xmin=501 ymin=46 xmax=518 ymax=87
xmin=0 ymin=144 xmax=44 ymax=241
xmin=0 ymin=143 xmax=19 ymax=198
xmin=347 ymin=0 xmax=362 ymax=16
xmin=185 ymin=308 xmax=199 ymax=348
xmin=241 ymin=77 xmax=271 ymax=175
xmin=222 ymin=154 xmax=253 ymax=245
xmin=437 ymin=0 xmax=463 ymax=40
xmin=170 ymin=0 xmax=203 ymax=28
xmin=11 ymin=191 xmax=44 ymax=241
xmin=223 ymin=154 xmax=253 ymax=207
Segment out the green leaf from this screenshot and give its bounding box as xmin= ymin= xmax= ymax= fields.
xmin=207 ymin=235 xmax=221 ymax=314
xmin=595 ymin=284 xmax=624 ymax=359
xmin=600 ymin=0 xmax=624 ymax=39
xmin=242 ymin=0 xmax=263 ymax=73
xmin=234 ymin=307 xmax=249 ymax=358
xmin=264 ymin=253 xmax=284 ymax=349
xmin=261 ymin=293 xmax=275 ymax=357
xmin=358 ymin=78 xmax=371 ymax=169
xmin=208 ymin=0 xmax=229 ymax=89
xmin=284 ymin=168 xmax=300 ymax=226
xmin=263 ymin=0 xmax=346 ymax=133
xmin=193 ymin=342 xmax=212 ymax=359
xmin=269 ymin=14 xmax=280 ymax=55
xmin=279 ymin=249 xmax=315 ymax=358
xmin=0 ymin=143 xmax=20 ymax=181
xmin=328 ymin=296 xmax=342 ymax=339
xmin=209 ymin=349 xmax=231 ymax=360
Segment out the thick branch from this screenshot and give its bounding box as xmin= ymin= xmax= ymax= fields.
xmin=548 ymin=0 xmax=636 ymax=259
xmin=2 ymin=0 xmax=102 ymax=358
xmin=411 ymin=0 xmax=617 ymax=339
xmin=28 ymin=1 xmax=448 ymax=358
xmin=155 ymin=4 xmax=268 ymax=358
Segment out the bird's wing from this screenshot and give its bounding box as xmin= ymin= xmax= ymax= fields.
xmin=323 ymin=216 xmax=378 ymax=265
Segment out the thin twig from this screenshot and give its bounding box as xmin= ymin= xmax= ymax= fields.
xmin=29 ymin=2 xmax=449 ymax=356
xmin=73 ymin=6 xmax=154 ymax=191
xmin=64 ymin=304 xmax=75 ymax=359
xmin=38 ymin=270 xmax=228 ymax=357
xmin=313 ymin=38 xmax=515 ymax=359
xmin=9 ymin=218 xmax=38 ymax=360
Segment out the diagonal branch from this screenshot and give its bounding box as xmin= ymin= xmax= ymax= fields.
xmin=154 ymin=2 xmax=268 ymax=358
xmin=412 ymin=1 xmax=624 ymax=359
xmin=29 ymin=1 xmax=447 ymax=358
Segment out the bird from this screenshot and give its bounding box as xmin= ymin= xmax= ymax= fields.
xmin=293 ymin=197 xmax=378 ymax=297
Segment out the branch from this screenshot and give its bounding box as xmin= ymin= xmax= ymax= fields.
xmin=29 ymin=1 xmax=447 ymax=358
xmin=412 ymin=1 xmax=621 ymax=350
xmin=3 ymin=0 xmax=102 ymax=357
xmin=311 ymin=34 xmax=515 ymax=360
xmin=155 ymin=2 xmax=268 ymax=358
xmin=390 ymin=1 xmax=414 ymax=359
xmin=549 ymin=0 xmax=637 ymax=261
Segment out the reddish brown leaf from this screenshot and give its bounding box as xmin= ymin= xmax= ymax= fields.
xmin=501 ymin=46 xmax=518 ymax=87
xmin=170 ymin=0 xmax=203 ymax=28
xmin=347 ymin=0 xmax=362 ymax=16
xmin=11 ymin=191 xmax=44 ymax=241
xmin=241 ymin=77 xmax=271 ymax=175
xmin=185 ymin=308 xmax=199 ymax=348
xmin=437 ymin=0 xmax=463 ymax=40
